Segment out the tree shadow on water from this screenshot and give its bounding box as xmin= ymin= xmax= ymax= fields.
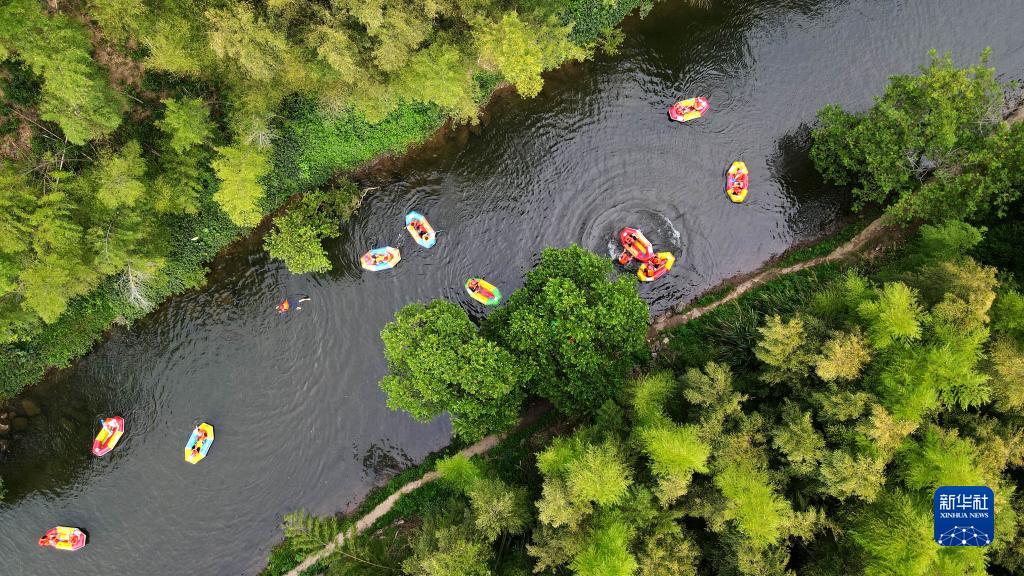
xmin=768 ymin=123 xmax=853 ymax=241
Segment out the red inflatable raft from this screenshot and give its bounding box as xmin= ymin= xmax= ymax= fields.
xmin=92 ymin=416 xmax=124 ymax=457
xmin=618 ymin=228 xmax=655 ymax=265
xmin=38 ymin=526 xmax=87 ymax=551
xmin=668 ymin=97 xmax=710 ymax=123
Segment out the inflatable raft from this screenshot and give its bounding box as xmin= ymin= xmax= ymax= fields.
xmin=668 ymin=97 xmax=710 ymax=123
xmin=361 ymin=247 xmax=401 ymax=271
xmin=38 ymin=526 xmax=87 ymax=551
xmin=405 ymin=211 xmax=436 ymax=249
xmin=618 ymin=227 xmax=655 ymax=265
xmin=637 ymin=252 xmax=675 ymax=282
xmin=91 ymin=416 xmax=124 ymax=457
xmin=185 ymin=423 xmax=214 ymax=464
xmin=726 ymin=161 xmax=748 ymax=203
xmin=466 ymin=278 xmax=501 ymax=306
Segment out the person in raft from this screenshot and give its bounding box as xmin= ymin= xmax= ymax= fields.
xmin=371 ymin=252 xmax=390 ymax=265
xmin=730 ymin=180 xmax=744 ymax=194
xmin=40 ymin=531 xmax=62 ymax=547
xmin=410 ymin=218 xmax=430 ymax=240
xmin=644 ymin=255 xmax=666 ymax=278
xmin=467 ymin=278 xmax=481 ymax=293
xmin=190 ymin=426 xmax=207 ymax=458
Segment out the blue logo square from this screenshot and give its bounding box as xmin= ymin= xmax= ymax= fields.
xmin=934 ymin=486 xmax=994 ymax=546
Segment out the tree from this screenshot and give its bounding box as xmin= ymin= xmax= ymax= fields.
xmin=333 ymin=0 xmax=435 ymax=73
xmin=0 ymin=166 xmax=35 ymax=257
xmin=142 ymin=14 xmax=211 ymax=76
xmin=392 ymin=42 xmax=480 ymax=124
xmin=810 ymin=50 xmax=1004 ymax=221
xmin=156 ymin=97 xmax=213 ymax=153
xmin=772 ymin=404 xmax=824 ymax=476
xmin=468 ymin=478 xmax=531 ymax=540
xmin=814 ymin=329 xmax=871 ymax=382
xmin=264 ymin=184 xmax=362 ymax=274
xmin=637 ymin=423 xmax=710 ymax=505
xmin=151 ymin=146 xmax=205 ymax=215
xmin=264 ymin=215 xmax=331 ymax=274
xmin=754 ymin=314 xmax=813 ymax=384
xmin=211 ymin=144 xmax=269 ymax=227
xmin=818 ymin=449 xmax=886 ymax=501
xmin=898 ymin=426 xmax=985 ymax=491
xmin=403 ymin=511 xmax=492 ymax=576
xmin=19 ymin=181 xmax=100 ymax=323
xmin=636 ymin=517 xmax=699 ymax=576
xmin=436 ymin=454 xmax=483 ymax=492
xmin=88 ymin=0 xmax=146 ymax=43
xmin=475 ymin=12 xmax=587 ymax=98
xmin=565 ymin=441 xmax=632 ymax=508
xmin=713 ymin=454 xmax=794 ymax=549
xmin=845 ymin=490 xmax=985 ymax=576
xmin=94 ymin=140 xmax=146 ymax=209
xmin=569 ymin=514 xmax=638 ymax=576
xmin=306 ymin=23 xmax=361 ymax=84
xmin=380 ymin=301 xmax=529 ymax=440
xmin=0 ymin=0 xmax=124 ymax=144
xmin=857 ymin=282 xmax=924 ymax=349
xmin=681 ymin=362 xmax=747 ymax=441
xmin=282 ymin=509 xmax=341 ymax=553
xmin=206 ymin=4 xmax=292 ymax=84
xmin=485 ymin=245 xmax=649 ymax=416
xmin=991 ymin=337 xmax=1024 ymax=412
xmin=992 ymin=290 xmax=1024 ymax=339
xmin=629 ymin=371 xmax=676 ymax=429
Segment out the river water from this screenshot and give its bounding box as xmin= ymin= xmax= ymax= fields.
xmin=2 ymin=0 xmax=1022 ymax=573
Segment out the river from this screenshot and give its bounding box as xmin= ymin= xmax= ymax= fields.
xmin=1 ymin=0 xmax=1022 ymax=573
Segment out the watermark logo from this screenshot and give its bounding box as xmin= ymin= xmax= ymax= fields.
xmin=934 ymin=486 xmax=994 ymax=546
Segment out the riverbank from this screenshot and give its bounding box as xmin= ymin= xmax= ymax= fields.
xmin=648 ymin=212 xmax=900 ymax=339
xmin=0 ymin=1 xmax=660 ymax=400
xmin=269 ymin=402 xmax=554 ymax=576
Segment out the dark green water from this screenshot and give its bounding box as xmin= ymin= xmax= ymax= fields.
xmin=1 ymin=0 xmax=1022 ymax=572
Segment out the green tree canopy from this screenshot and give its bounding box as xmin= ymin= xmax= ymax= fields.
xmin=211 ymin=144 xmax=269 ymax=227
xmin=380 ymin=300 xmax=530 ymax=440
xmin=156 ymin=97 xmax=214 ymax=154
xmin=810 ymin=50 xmax=1007 ymax=221
xmin=475 ymin=12 xmax=587 ymax=98
xmin=485 ymin=245 xmax=649 ymax=416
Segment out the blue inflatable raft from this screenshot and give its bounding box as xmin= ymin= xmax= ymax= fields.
xmin=405 ymin=211 xmax=436 ymax=248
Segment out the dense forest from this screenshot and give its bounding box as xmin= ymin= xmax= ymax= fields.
xmin=0 ymin=0 xmax=667 ymax=396
xmin=264 ymin=53 xmax=1024 ymax=575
